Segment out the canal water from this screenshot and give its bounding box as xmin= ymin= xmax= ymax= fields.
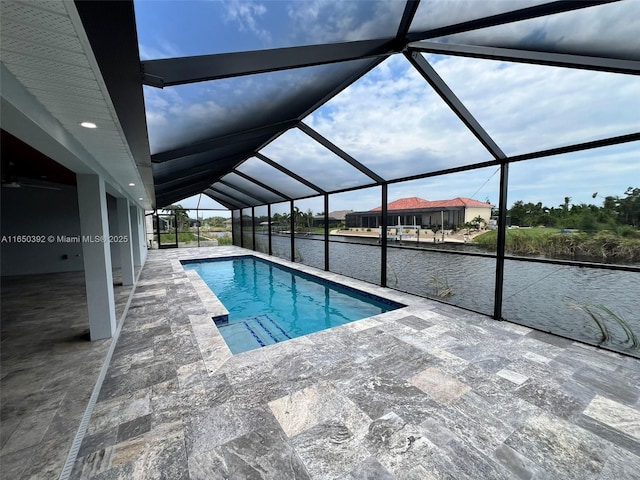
xmin=255 ymin=233 xmax=640 ymax=357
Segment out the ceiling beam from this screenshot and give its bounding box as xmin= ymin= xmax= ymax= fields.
xmin=408 ymin=41 xmax=640 ymax=76
xmin=155 ymin=178 xmax=221 ymax=208
xmin=151 ymin=120 xmax=299 ymax=163
xmin=208 ymin=186 xmax=258 ymax=208
xmin=217 ymin=178 xmax=270 ymax=205
xmin=396 ymin=0 xmax=421 ymax=39
xmin=405 ymin=51 xmax=506 ymax=160
xmin=155 ymin=180 xmax=219 ymax=203
xmin=255 ymin=153 xmax=326 ymax=195
xmin=508 ymin=132 xmax=640 ymax=164
xmin=406 ymin=0 xmax=619 ymax=42
xmin=298 ymin=123 xmax=385 ymax=183
xmin=142 ymin=39 xmax=396 ymax=88
xmin=153 ymin=152 xmax=247 ymax=185
xmin=232 ymin=169 xmax=292 ymax=202
xmin=154 ymin=168 xmax=222 ymax=190
xmin=202 ymin=190 xmax=238 ymax=210
xmin=296 ymin=57 xmax=384 ymax=122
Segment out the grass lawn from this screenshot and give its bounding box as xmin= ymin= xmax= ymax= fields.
xmin=474 ymin=227 xmax=559 ymax=244
xmin=159 ymin=232 xmax=200 ymax=243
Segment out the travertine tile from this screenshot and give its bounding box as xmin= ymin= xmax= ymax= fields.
xmin=269 ymin=382 xmax=371 ymax=440
xmin=496 ymin=368 xmax=529 ymax=385
xmin=409 ymin=367 xmax=471 ymax=403
xmin=504 ymin=412 xmax=612 ymax=479
xmin=5 ymin=247 xmax=640 ymax=480
xmin=583 ymin=395 xmax=640 ymax=440
xmin=291 ymin=420 xmax=370 ymax=479
xmin=1 ymin=268 xmax=138 ymax=480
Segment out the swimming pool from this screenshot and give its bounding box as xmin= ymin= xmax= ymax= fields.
xmin=182 ymin=256 xmax=404 ymax=354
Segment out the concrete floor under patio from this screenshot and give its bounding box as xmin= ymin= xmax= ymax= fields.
xmin=2 ymin=246 xmax=640 ymax=479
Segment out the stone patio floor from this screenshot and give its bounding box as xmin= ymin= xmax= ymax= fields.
xmin=1 ymin=268 xmax=137 ymax=479
xmin=2 ymin=246 xmax=640 ymax=479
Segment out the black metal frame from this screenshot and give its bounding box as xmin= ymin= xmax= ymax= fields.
xmin=231 ymin=181 xmax=640 ymax=309
xmin=77 ymin=0 xmax=640 ymax=357
xmin=76 ymin=0 xmax=628 ymax=210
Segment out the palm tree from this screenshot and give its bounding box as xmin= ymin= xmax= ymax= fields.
xmin=280 ymin=213 xmax=291 ymax=232
xmin=306 ymin=208 xmax=314 ymax=230
xmin=293 ymin=206 xmax=302 ymax=232
xmin=163 ymin=204 xmax=190 ymax=231
xmin=472 ymin=216 xmax=486 ymax=230
xmin=462 ymin=221 xmax=474 ymax=235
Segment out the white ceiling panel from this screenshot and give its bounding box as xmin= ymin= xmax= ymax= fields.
xmin=0 ymin=0 xmax=151 ymax=208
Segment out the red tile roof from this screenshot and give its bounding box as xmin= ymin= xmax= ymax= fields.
xmin=371 ymin=197 xmax=491 ymax=211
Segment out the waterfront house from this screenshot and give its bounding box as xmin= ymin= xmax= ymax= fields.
xmin=345 ymin=196 xmax=493 ymax=229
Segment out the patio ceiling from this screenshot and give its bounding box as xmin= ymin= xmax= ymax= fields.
xmin=1 ymin=0 xmax=154 ymax=207
xmin=78 ymin=0 xmax=639 ymax=210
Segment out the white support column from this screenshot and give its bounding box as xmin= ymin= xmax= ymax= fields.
xmin=77 ymin=174 xmax=116 ymax=340
xmin=129 ymin=205 xmax=142 ymax=267
xmin=116 ymin=197 xmax=135 ymax=286
xmin=140 ymin=210 xmax=148 ymax=264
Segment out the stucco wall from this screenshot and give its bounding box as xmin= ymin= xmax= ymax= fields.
xmin=0 ymin=185 xmax=144 ymax=276
xmin=464 ymin=206 xmax=492 ymax=224
xmin=1 ymin=184 xmax=85 ymax=275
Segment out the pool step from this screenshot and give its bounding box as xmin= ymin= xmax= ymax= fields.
xmin=216 ymin=314 xmax=291 ymax=354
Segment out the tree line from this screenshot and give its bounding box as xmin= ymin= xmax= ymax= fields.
xmin=506 ymin=187 xmax=640 ymax=234
xmin=272 ymin=207 xmax=316 ymax=231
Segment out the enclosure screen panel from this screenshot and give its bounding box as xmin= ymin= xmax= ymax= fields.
xmin=428 ymin=53 xmax=640 ymax=157
xmin=306 ymin=55 xmax=491 ymax=181
xmin=219 ymin=173 xmax=286 ymax=205
xmin=260 ymin=128 xmax=375 ymax=191
xmin=135 ymin=0 xmax=405 ymax=57
xmin=236 ymin=156 xmax=319 ymax=199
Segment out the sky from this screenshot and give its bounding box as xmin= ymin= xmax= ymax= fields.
xmin=135 ymin=0 xmax=640 ymax=215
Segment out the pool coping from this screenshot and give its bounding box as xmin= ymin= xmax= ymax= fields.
xmin=176 ymin=249 xmax=427 ymax=373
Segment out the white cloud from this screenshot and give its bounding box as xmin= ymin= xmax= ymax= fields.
xmin=438 ymin=1 xmax=640 ymax=61
xmin=260 ymin=128 xmax=374 ymax=191
xmin=223 ymin=0 xmax=271 ymax=43
xmin=304 ymin=55 xmax=492 ymax=180
xmin=143 ymin=60 xmax=371 ymax=154
xmin=286 ymin=0 xmax=403 ymax=44
xmin=140 ymin=1 xmax=639 ymax=213
xmin=292 ymin=51 xmax=638 ymax=212
xmin=328 ymin=140 xmax=639 ymax=213
xmin=429 ymin=54 xmax=640 ymax=156
xmin=171 ymin=193 xmax=230 ymax=212
xmin=143 ymin=85 xmax=232 ymax=153
xmin=321 ymin=166 xmax=501 ymax=213
xmin=410 ymin=0 xmax=549 ymax=33
xmin=507 ymin=142 xmax=640 ymax=209
xmin=138 ymin=39 xmax=183 ymax=60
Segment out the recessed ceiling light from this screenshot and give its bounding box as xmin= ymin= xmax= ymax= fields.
xmin=128 ymin=183 xmax=136 ymax=186
xmin=80 ymin=121 xmax=97 ymax=129
xmin=139 ymin=197 xmax=143 ymax=200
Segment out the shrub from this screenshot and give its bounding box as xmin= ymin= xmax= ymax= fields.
xmin=472 ymin=229 xmax=640 ymax=262
xmin=217 ymin=234 xmax=233 ymax=246
xmin=617 ymin=225 xmax=640 ymax=239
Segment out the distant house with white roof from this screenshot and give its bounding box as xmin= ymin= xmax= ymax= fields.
xmin=345 ymin=197 xmax=492 ymax=229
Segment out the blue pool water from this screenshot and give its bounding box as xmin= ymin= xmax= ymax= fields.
xmin=182 ymin=256 xmax=404 ymax=354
